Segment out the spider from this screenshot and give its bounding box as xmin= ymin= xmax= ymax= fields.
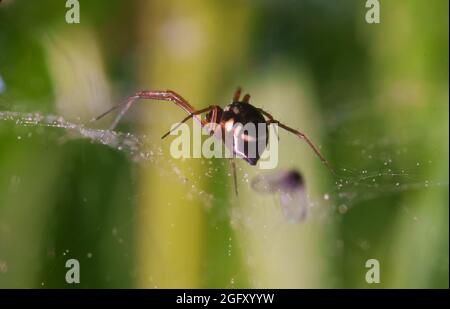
xmin=94 ymin=88 xmax=334 ymax=193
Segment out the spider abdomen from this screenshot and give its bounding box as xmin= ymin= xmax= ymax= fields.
xmin=220 ymin=102 xmax=268 ymax=165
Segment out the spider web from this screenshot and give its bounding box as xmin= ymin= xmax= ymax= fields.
xmin=0 ymin=106 xmax=447 ymax=288
xmin=0 ymin=107 xmax=448 ymax=227
xmin=0 ymin=109 xmax=446 ymax=218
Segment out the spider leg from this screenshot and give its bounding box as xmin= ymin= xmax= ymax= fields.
xmin=161 ymin=105 xmax=220 ymax=139
xmin=258 ymin=108 xmax=279 ymax=140
xmin=260 ymin=109 xmax=334 ymax=174
xmin=229 ymin=158 xmax=239 ymax=196
xmin=258 ymin=108 xmax=274 ymax=121
xmin=93 ymin=90 xmax=199 ymax=130
xmin=108 ymin=95 xmax=140 ymax=130
xmin=233 ymin=87 xmax=242 ymax=102
xmin=242 ymin=94 xmax=251 ymax=103
xmin=91 ymin=97 xmax=134 ymax=122
xmin=208 ymin=104 xmax=223 ymax=135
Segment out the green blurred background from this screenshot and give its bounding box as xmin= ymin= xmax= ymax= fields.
xmin=0 ymin=0 xmax=448 ymax=288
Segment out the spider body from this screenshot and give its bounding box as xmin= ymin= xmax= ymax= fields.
xmin=206 ymin=100 xmax=268 ymax=165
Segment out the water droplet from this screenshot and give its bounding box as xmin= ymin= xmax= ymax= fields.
xmin=228 ymin=237 xmax=232 ymax=256
xmin=338 ymin=204 xmax=348 ymax=214
xmin=0 ymin=260 xmax=8 ymax=273
xmin=359 ymin=240 xmax=370 ymax=251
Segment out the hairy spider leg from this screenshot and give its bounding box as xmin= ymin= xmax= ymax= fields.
xmin=229 ymin=158 xmax=239 ymax=196
xmin=259 ymin=109 xmax=335 ymax=174
xmin=257 ymin=108 xmax=279 ymax=140
xmin=242 ymin=94 xmax=251 ymax=103
xmin=161 ymin=105 xmax=222 ymax=139
xmin=233 ymin=87 xmax=242 ymax=102
xmin=94 ymin=90 xmax=200 ymax=130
